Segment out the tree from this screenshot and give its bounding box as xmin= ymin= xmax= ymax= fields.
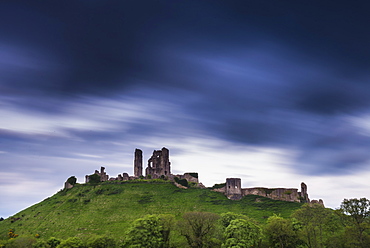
xmin=292 ymin=203 xmax=337 ymax=247
xmin=33 ymin=240 xmax=50 ymax=248
xmin=124 ymin=214 xmax=174 ymax=248
xmin=57 ymin=237 xmax=85 ymax=248
xmin=158 ymin=214 xmax=175 ymax=248
xmin=178 ymin=212 xmax=220 ymax=248
xmin=47 ymin=237 xmax=61 ymax=248
xmin=264 ymin=215 xmax=302 ymax=248
xmin=219 ymin=212 xmax=250 ymax=229
xmin=67 ymin=176 xmax=77 ymax=185
xmin=340 ymin=198 xmax=370 ymax=247
xmin=88 ymin=236 xmax=116 ymax=248
xmin=222 ymin=219 xmax=262 ymax=248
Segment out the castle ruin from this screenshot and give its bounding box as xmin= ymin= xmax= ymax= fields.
xmin=85 ymin=166 xmax=109 ymax=183
xmin=212 ymin=178 xmax=318 ymax=204
xmin=84 ymin=147 xmax=198 ymax=184
xmin=145 ymin=147 xmax=171 ymax=178
xmin=71 ymin=147 xmax=323 ymax=205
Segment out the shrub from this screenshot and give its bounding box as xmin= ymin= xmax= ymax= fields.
xmin=47 ymin=237 xmax=61 ymax=248
xmin=6 ymin=237 xmax=36 ymax=248
xmin=211 ymin=183 xmax=226 ymax=189
xmin=174 ymin=177 xmax=188 ymax=188
xmin=88 ymin=236 xmax=116 ymax=248
xmin=57 ymin=237 xmax=85 ymax=248
xmin=33 ymin=240 xmax=49 ymax=248
xmin=188 ymin=182 xmax=198 ymax=188
xmin=67 ymin=176 xmax=77 ymax=185
xmin=8 ymin=229 xmax=18 ymax=238
xmin=88 ymin=174 xmax=101 ymax=184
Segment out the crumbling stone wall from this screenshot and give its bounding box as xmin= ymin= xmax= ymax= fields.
xmin=122 ymin=172 xmax=129 ymax=181
xmin=310 ymin=199 xmax=324 ymax=206
xmin=145 ymin=147 xmax=171 ymax=178
xmin=242 ymin=188 xmax=300 ymax=202
xmin=213 ymin=178 xmax=322 ymax=204
xmin=172 ymin=173 xmax=199 ymax=183
xmin=85 ymin=166 xmax=109 ymax=183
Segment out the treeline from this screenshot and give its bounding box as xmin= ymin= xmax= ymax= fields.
xmin=1 ymin=198 xmax=370 ymax=248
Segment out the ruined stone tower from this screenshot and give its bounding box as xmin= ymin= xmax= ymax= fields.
xmin=134 ymin=149 xmax=143 ymax=177
xmin=300 ymin=182 xmax=310 ymax=203
xmin=145 ymin=147 xmax=171 ymax=178
xmin=226 ymin=178 xmax=242 ymax=200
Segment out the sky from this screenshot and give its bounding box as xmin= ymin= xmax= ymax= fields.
xmin=1 ymin=1 xmax=370 ymax=218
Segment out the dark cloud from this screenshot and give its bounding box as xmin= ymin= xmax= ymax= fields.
xmin=1 ymin=1 xmax=370 ymax=180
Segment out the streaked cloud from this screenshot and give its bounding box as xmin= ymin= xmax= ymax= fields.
xmin=1 ymin=0 xmax=370 ymax=218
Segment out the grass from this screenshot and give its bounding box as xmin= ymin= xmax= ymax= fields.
xmin=0 ymin=181 xmax=302 ymax=241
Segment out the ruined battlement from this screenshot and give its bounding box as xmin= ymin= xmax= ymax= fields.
xmin=66 ymin=147 xmax=323 ymax=205
xmin=214 ymin=178 xmax=323 ymax=205
xmin=83 ymin=147 xmax=198 ymax=185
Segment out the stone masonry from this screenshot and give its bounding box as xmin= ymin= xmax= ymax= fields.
xmin=226 ymin=178 xmax=243 ymax=200
xmin=214 ymin=178 xmax=323 ymax=205
xmin=134 ymin=148 xmax=143 ymax=177
xmin=145 ymin=147 xmax=171 ymax=178
xmin=85 ymin=166 xmax=109 ymax=183
xmin=69 ymin=147 xmax=323 ymax=205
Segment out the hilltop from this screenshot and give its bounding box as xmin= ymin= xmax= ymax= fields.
xmin=71 ymin=147 xmax=322 ymax=205
xmin=0 ymin=146 xmax=313 ymax=242
xmin=0 ymin=180 xmax=302 ymax=240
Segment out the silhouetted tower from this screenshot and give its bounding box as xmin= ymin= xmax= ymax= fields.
xmin=300 ymin=182 xmax=310 ymax=203
xmin=146 ymin=147 xmax=171 ymax=178
xmin=134 ymin=149 xmax=143 ymax=177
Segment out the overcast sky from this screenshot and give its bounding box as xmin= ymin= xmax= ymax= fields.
xmin=1 ymin=1 xmax=370 ymax=218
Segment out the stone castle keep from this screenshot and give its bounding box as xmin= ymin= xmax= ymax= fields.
xmin=67 ymin=147 xmax=323 ymax=205
xmin=83 ymin=147 xmax=199 ymax=185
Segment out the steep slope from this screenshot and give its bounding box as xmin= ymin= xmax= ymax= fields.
xmin=0 ymin=181 xmax=302 ymax=240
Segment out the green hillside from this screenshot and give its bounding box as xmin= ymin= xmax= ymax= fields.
xmin=0 ymin=180 xmax=302 ymax=241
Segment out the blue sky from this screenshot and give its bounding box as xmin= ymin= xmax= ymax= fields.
xmin=1 ymin=1 xmax=370 ymax=218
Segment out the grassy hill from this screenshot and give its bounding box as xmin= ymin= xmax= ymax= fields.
xmin=0 ymin=180 xmax=302 ymax=241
